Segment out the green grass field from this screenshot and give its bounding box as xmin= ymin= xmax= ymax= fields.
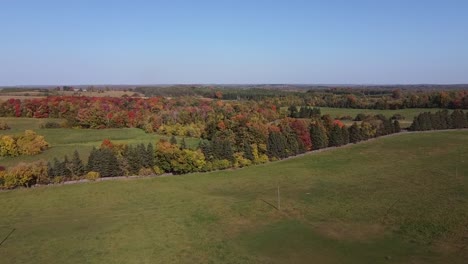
xmin=319 ymin=107 xmax=448 ymax=128
xmin=1 ymin=130 xmax=467 ymax=263
xmin=281 ymin=107 xmax=447 ymax=128
xmin=0 ymin=118 xmax=200 ymax=167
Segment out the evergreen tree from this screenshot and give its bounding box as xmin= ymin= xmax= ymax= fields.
xmin=221 ymin=140 xmax=234 ymax=162
xmin=430 ymin=112 xmax=442 ymax=130
xmin=98 ymin=148 xmax=121 ymax=177
xmin=440 ymin=110 xmax=451 ymax=129
xmin=376 ymin=115 xmax=393 ymax=136
xmin=312 ymin=107 xmax=321 ymax=117
xmin=420 ymin=112 xmax=432 ymax=130
xmin=125 ymin=145 xmax=141 ymax=175
xmin=87 ymin=147 xmax=97 ymax=172
xmin=170 ymin=135 xmax=177 ymax=145
xmin=243 ymin=141 xmax=254 ymax=161
xmin=451 ymin=110 xmax=468 ymax=128
xmin=409 ymin=117 xmax=421 ymax=131
xmin=341 ymin=126 xmax=349 ymax=145
xmin=146 ymin=143 xmax=155 ymax=168
xmin=70 ymin=150 xmax=85 ymax=176
xmin=199 ymin=140 xmax=214 ymax=161
xmin=267 ymin=131 xmax=287 ymax=159
xmin=310 ymin=121 xmax=328 ymax=150
xmin=137 ymin=143 xmax=147 ymax=167
xmin=348 ymin=122 xmax=362 ymax=143
xmin=288 ymin=105 xmax=298 ymax=118
xmin=281 ymin=124 xmax=300 ymax=156
xmin=180 ymin=138 xmax=187 ymax=149
xmin=47 ymin=161 xmax=55 ymax=178
xmin=62 ymin=155 xmax=71 ymax=177
xmin=328 ymin=125 xmax=344 ymax=147
xmin=393 ymin=120 xmax=401 ymax=133
xmin=212 ymin=139 xmax=234 ymax=162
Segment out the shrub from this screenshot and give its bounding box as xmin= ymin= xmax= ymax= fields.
xmin=339 ymin=115 xmax=353 ymax=120
xmin=0 ymin=121 xmax=10 ymax=130
xmin=53 ymin=176 xmax=65 ymax=184
xmin=391 ymin=114 xmax=405 ymax=120
xmin=0 ymin=161 xmax=48 ymax=189
xmin=85 ymin=171 xmax=100 ymax=181
xmin=43 ymin=121 xmax=62 ymax=128
xmin=0 ymin=130 xmax=49 ymax=157
xmin=138 ymin=168 xmax=154 ymax=176
xmin=354 ymin=113 xmax=371 ymax=121
xmin=153 ymin=166 xmax=164 ymax=175
xmin=16 ymin=130 xmax=49 ymax=155
xmin=233 ymin=152 xmax=252 ymax=168
xmin=210 ymin=159 xmax=231 ymax=170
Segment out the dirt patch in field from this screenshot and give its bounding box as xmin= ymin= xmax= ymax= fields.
xmin=314 ymin=222 xmax=387 ymax=241
xmin=432 ymin=230 xmax=468 ymax=259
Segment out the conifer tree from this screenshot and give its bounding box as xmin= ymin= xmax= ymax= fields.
xmin=170 ymin=135 xmax=177 ymax=145
xmin=451 ymin=110 xmax=467 ymax=128
xmin=70 ymin=150 xmax=85 ymax=176
xmin=125 ymin=145 xmax=140 ymax=174
xmin=310 ymin=121 xmax=328 ymax=150
xmin=47 ymin=161 xmax=55 ymax=178
xmin=328 ymin=125 xmax=344 ymax=147
xmin=137 ymin=143 xmax=147 ymax=167
xmin=267 ymin=131 xmax=288 ymax=159
xmin=98 ymin=148 xmax=121 ymax=177
xmin=393 ymin=120 xmax=401 ymax=133
xmin=288 ymin=105 xmax=298 ymax=118
xmin=243 ymin=141 xmax=254 ymax=161
xmin=199 ymin=140 xmax=213 ymax=161
xmin=348 ymin=122 xmax=362 ymax=143
xmin=87 ymin=147 xmax=97 ymax=172
xmin=63 ymin=155 xmax=71 ymax=177
xmin=341 ymin=126 xmax=349 ymax=145
xmin=180 ymin=138 xmax=187 ymax=149
xmin=146 ymin=143 xmax=155 ymax=168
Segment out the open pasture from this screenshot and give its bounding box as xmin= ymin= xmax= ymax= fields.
xmin=0 ymin=130 xmax=466 ymax=263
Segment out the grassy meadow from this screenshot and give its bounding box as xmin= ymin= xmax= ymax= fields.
xmin=319 ymin=107 xmax=448 ymax=128
xmin=0 ymin=117 xmax=199 ymax=167
xmin=0 ymin=130 xmax=467 ymax=263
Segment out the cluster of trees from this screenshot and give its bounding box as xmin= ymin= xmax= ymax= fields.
xmin=0 ymin=96 xmax=281 ymax=138
xmin=409 ymin=110 xmax=468 ymax=131
xmin=0 ymin=112 xmax=407 ymax=189
xmin=309 ymin=114 xmax=400 ymax=149
xmin=0 ymin=130 xmax=49 ymax=157
xmin=288 ymin=106 xmax=321 ymax=118
xmin=48 ymin=150 xmax=85 ymax=180
xmin=136 ymin=86 xmax=468 ymax=109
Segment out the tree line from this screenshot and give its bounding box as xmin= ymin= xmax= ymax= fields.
xmin=0 ymin=113 xmax=401 ymax=189
xmin=409 ymin=110 xmax=468 ymax=131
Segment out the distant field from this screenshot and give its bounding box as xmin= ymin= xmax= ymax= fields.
xmin=0 ymin=95 xmax=46 ymax=100
xmin=0 ymin=130 xmax=467 ymax=263
xmin=0 ymin=90 xmax=144 ymax=100
xmin=0 ymin=118 xmax=199 ymax=167
xmin=313 ymin=107 xmax=447 ymax=128
xmin=56 ymin=90 xmax=144 ymax=97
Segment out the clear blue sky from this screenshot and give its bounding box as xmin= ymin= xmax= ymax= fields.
xmin=1 ymin=0 xmax=467 ymax=85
